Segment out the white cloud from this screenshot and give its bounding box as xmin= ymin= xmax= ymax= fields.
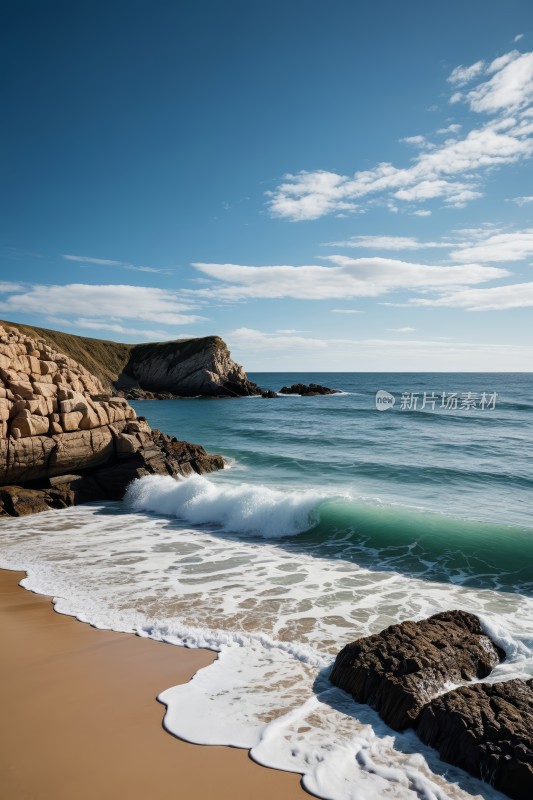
xmin=267 ymin=49 xmax=533 ymax=220
xmin=72 ymin=319 xmax=178 ymax=340
xmin=388 ymin=327 xmax=416 ymax=332
xmin=268 ymin=118 xmax=532 ymax=219
xmin=0 ymin=283 xmax=205 ymax=325
xmin=0 ymin=281 xmax=24 ymax=293
xmin=413 ymin=209 xmax=432 ymax=216
xmin=451 ymin=230 xmax=533 ymax=261
xmin=123 ymin=266 xmax=172 ymax=274
xmin=331 ymin=308 xmax=362 ymax=314
xmin=265 ymin=171 xmax=360 ymax=221
xmin=323 ymin=235 xmax=446 ymax=250
xmin=464 ymin=51 xmax=533 ymax=112
xmin=514 ymin=34 xmax=524 ymax=43
xmin=436 ymin=123 xmax=462 ymax=134
xmin=63 ymin=253 xmax=171 ymax=274
xmin=401 ymin=135 xmax=433 ymax=149
xmin=447 ymin=60 xmax=486 ymax=86
xmin=189 ymin=258 xmax=508 ymax=302
xmin=227 ymin=327 xmax=328 ymax=351
xmin=63 ymin=254 xmax=123 ymax=266
xmin=410 ymin=282 xmax=533 ymax=310
xmin=509 ymin=195 xmax=533 ymax=205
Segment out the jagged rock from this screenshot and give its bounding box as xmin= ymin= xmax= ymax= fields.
xmin=117 ymin=337 xmax=261 ymax=397
xmin=330 ymin=610 xmax=504 ymax=730
xmin=416 ymin=679 xmax=533 ymax=800
xmin=261 ymin=390 xmax=278 ymax=398
xmin=279 ymin=383 xmax=339 ymax=396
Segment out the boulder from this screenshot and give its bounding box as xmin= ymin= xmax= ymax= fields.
xmin=329 ymin=610 xmax=504 ymax=730
xmin=416 ymin=678 xmax=533 ymax=800
xmin=0 ymin=484 xmax=75 ymax=516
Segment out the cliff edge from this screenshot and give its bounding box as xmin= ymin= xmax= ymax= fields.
xmin=1 ymin=321 xmax=259 ymax=397
xmin=0 ymin=322 xmax=224 ymax=516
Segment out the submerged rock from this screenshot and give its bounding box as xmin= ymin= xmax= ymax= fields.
xmin=417 ymin=678 xmax=533 ymax=800
xmin=330 ymin=610 xmax=504 ymax=730
xmin=278 ymin=383 xmax=339 ymax=396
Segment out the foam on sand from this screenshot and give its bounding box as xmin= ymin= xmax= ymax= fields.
xmin=0 ymin=494 xmax=531 ymax=800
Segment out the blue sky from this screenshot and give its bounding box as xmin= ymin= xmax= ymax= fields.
xmin=1 ymin=0 xmax=533 ymax=370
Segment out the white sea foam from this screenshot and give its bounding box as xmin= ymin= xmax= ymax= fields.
xmin=125 ymin=473 xmax=326 ymax=537
xmin=0 ymin=489 xmax=531 ymax=800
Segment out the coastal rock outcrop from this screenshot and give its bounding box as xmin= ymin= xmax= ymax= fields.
xmin=330 ymin=611 xmax=533 ymax=799
xmin=417 ymin=679 xmax=533 ymax=800
xmin=117 ymin=337 xmax=261 ymax=398
xmin=330 ymin=610 xmax=504 ymax=730
xmin=0 ymin=323 xmax=224 ymax=516
xmin=279 ymin=383 xmax=339 ymax=396
xmin=2 ymin=321 xmax=261 ymax=398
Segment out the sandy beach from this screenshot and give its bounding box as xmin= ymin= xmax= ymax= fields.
xmin=0 ymin=568 xmax=308 ymax=800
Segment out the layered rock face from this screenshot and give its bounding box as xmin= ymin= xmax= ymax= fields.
xmin=118 ymin=337 xmax=260 ymax=397
xmin=331 ymin=611 xmax=533 ymax=800
xmin=0 ymin=323 xmax=224 ymax=516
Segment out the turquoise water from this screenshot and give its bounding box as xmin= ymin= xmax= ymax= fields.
xmin=131 ymin=372 xmax=533 ymax=595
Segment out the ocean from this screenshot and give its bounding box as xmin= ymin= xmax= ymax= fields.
xmin=1 ymin=372 xmax=532 ymax=800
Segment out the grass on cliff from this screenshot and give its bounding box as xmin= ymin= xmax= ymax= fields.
xmin=1 ymin=320 xmax=225 ymax=390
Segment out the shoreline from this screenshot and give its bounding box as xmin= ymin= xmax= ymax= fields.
xmin=0 ymin=567 xmax=309 ymax=800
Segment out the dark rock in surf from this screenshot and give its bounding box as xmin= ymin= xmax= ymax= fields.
xmin=416 ymin=678 xmax=533 ymax=800
xmin=329 ymin=610 xmax=504 ymax=730
xmin=278 ymin=383 xmax=339 ymax=396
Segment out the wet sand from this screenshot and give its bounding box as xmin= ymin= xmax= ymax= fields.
xmin=0 ymin=568 xmax=308 ymax=800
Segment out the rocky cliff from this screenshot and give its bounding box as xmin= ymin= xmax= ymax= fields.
xmin=1 ymin=321 xmax=259 ymax=397
xmin=117 ymin=337 xmax=260 ymax=397
xmin=0 ymin=322 xmax=224 ymax=516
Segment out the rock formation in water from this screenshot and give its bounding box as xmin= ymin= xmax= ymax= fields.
xmin=279 ymin=383 xmax=339 ymax=396
xmin=0 ymin=322 xmax=224 ymax=516
xmin=331 ymin=611 xmax=533 ymax=800
xmin=117 ymin=337 xmax=261 ymax=397
xmin=417 ymin=678 xmax=533 ymax=800
xmin=330 ymin=610 xmax=504 ymax=730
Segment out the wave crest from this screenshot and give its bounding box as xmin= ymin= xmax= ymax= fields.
xmin=125 ymin=474 xmax=325 ymax=537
